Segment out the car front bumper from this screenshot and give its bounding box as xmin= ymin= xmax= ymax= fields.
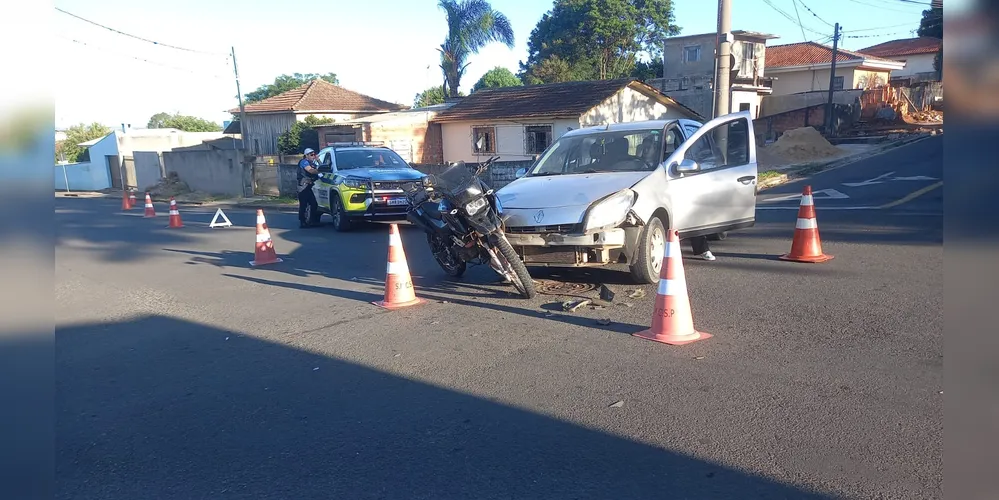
xmin=503 ymin=227 xmax=640 ymax=267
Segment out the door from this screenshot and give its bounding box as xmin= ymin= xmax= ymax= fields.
xmin=664 ymin=111 xmax=757 ymax=235
xmin=313 ymin=149 xmax=333 ymax=209
xmin=106 ymin=155 xmax=122 ymax=189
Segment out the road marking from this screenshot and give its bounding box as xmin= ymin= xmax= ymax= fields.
xmin=843 ymin=171 xmax=896 ymax=187
xmin=879 ymin=181 xmax=943 ymax=209
xmin=762 ymin=188 xmax=850 ymax=202
xmin=891 ymin=175 xmax=938 ymax=181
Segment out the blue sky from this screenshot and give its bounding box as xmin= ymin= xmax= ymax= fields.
xmin=53 ymin=0 xmax=936 ymax=130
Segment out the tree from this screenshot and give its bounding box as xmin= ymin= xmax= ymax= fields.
xmin=437 ymin=0 xmax=515 ymax=97
xmin=630 ymin=58 xmax=664 ymax=80
xmin=56 ymin=122 xmax=112 ymax=163
xmin=245 ymin=73 xmax=339 ymax=104
xmin=472 ymin=66 xmax=523 ymax=91
xmin=277 ymin=115 xmax=336 ymax=155
xmin=917 ymin=6 xmax=943 ymax=76
xmin=147 ymin=112 xmax=222 ymax=132
xmin=519 ymin=0 xmax=680 ymax=83
xmin=521 ymin=55 xmax=575 ymax=85
xmin=414 ymin=86 xmax=446 ymax=107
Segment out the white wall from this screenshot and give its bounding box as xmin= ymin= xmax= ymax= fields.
xmin=579 ymin=86 xmax=695 ymax=127
xmin=54 ymin=133 xmax=118 ymax=191
xmin=730 ymin=90 xmax=763 ymax=119
xmin=441 ymin=118 xmax=578 ymax=163
xmin=889 ymin=53 xmax=935 ymax=78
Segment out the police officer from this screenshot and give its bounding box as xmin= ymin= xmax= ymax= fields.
xmin=297 ymin=148 xmax=321 ymax=228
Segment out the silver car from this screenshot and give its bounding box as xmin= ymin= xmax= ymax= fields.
xmin=495 ymin=110 xmax=759 ymax=284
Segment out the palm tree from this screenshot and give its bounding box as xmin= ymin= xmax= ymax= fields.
xmin=437 ymin=0 xmax=515 ymax=98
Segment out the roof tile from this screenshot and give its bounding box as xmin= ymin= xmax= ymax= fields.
xmin=860 ymin=37 xmax=942 ymax=58
xmin=765 ymin=41 xmax=899 ymax=69
xmin=230 ymin=79 xmax=406 ymax=114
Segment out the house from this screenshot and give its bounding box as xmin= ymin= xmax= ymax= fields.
xmin=859 ymin=37 xmax=942 ymax=83
xmin=227 ymin=79 xmax=408 ymax=155
xmin=649 ymin=29 xmax=781 ymax=119
xmin=310 ymin=103 xmax=455 ymax=164
xmin=764 ymin=41 xmax=906 ymax=96
xmin=55 ymin=132 xmax=119 ymax=192
xmin=430 ymin=78 xmax=703 ymax=164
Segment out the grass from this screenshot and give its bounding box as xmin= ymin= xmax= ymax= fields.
xmin=759 ymin=170 xmax=783 ymax=181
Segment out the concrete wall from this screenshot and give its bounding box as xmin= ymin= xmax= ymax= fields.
xmin=663 ymin=33 xmax=717 ymax=79
xmin=133 ymin=151 xmax=164 ymax=191
xmin=54 ymin=133 xmax=118 ymax=191
xmin=889 ymin=53 xmax=935 ymax=78
xmin=162 ymin=149 xmax=249 ymax=197
xmin=580 ymin=86 xmax=696 ymax=126
xmin=760 ymin=89 xmax=864 ymax=117
xmin=441 ymin=118 xmax=579 ymax=163
xmin=752 ymin=102 xmax=857 ymax=143
xmin=769 ymin=67 xmax=894 ymax=95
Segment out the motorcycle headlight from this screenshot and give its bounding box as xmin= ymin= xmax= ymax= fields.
xmin=583 ymin=189 xmax=637 ymax=231
xmin=465 ymin=197 xmax=488 ymax=216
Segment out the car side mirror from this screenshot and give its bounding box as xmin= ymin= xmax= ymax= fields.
xmin=675 ymin=158 xmax=700 ymax=174
xmin=515 ymin=168 xmax=527 ymax=178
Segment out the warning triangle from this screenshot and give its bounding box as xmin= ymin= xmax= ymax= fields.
xmin=209 ymin=208 xmax=233 ymax=228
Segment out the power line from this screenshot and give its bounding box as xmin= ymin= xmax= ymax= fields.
xmin=795 ymin=0 xmax=835 ymax=28
xmin=789 ymin=0 xmax=809 ymax=41
xmin=842 ymin=22 xmax=918 ymax=32
xmin=761 ymin=0 xmax=828 ymax=37
xmin=843 ymin=0 xmax=925 ymax=14
xmin=58 ymin=36 xmax=230 ymax=79
xmin=55 ymin=7 xmax=228 ymax=57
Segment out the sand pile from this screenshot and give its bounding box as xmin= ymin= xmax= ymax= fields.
xmin=146 ymin=172 xmax=191 ymax=198
xmin=758 ymin=126 xmax=844 ymax=167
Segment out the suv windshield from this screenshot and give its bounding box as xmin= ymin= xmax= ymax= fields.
xmin=334 ymin=148 xmax=408 ymax=170
xmin=527 ymin=128 xmax=664 ymax=177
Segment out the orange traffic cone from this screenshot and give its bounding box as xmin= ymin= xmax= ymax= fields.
xmin=128 ymin=191 xmax=137 ymax=208
xmin=373 ymin=223 xmax=424 ymax=309
xmin=166 ymin=197 xmax=183 ymax=228
xmin=779 ymin=185 xmax=834 ymax=263
xmin=121 ymin=189 xmax=133 ymax=210
xmin=143 ymin=192 xmax=156 ymax=217
xmin=633 ymin=229 xmax=712 ymax=346
xmin=249 ymin=209 xmax=283 ymax=266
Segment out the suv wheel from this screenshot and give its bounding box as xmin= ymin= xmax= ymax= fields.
xmin=629 ymin=215 xmax=666 ymax=284
xmin=331 ymin=194 xmax=354 ymax=232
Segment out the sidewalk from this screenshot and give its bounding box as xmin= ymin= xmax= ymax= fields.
xmin=757 ymin=131 xmax=937 ymax=191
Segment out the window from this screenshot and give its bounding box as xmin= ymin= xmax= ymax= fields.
xmin=832 ymin=76 xmax=844 ymax=91
xmin=472 ymin=126 xmax=496 ymax=154
xmin=682 ymin=118 xmax=750 ymax=172
xmin=739 ymin=43 xmax=756 ymax=78
xmin=683 ymin=45 xmax=701 ymax=63
xmin=525 ymin=124 xmax=552 ymax=155
xmin=526 ymin=128 xmax=664 ymax=176
xmin=664 ymin=126 xmax=684 ymax=157
xmin=318 ymin=150 xmax=332 ymax=170
xmin=739 ymin=103 xmax=751 ymax=112
xmin=334 ymin=148 xmax=409 ymax=170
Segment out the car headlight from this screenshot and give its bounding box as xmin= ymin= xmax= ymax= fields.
xmin=343 ymin=176 xmax=368 ymax=189
xmin=465 ymin=197 xmax=488 ymax=216
xmin=583 ymin=189 xmax=637 ymax=231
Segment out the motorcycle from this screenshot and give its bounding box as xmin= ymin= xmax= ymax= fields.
xmin=402 ymin=156 xmax=537 ymax=299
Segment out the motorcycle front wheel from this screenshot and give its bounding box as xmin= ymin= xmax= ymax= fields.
xmin=489 ymin=233 xmax=537 ymax=299
xmin=428 ymin=232 xmax=466 ymax=278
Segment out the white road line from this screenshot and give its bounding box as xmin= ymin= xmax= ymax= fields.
xmin=757 ymin=206 xmax=880 ymax=210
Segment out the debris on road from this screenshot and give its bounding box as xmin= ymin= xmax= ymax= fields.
xmin=627 ymin=289 xmax=646 ymax=299
xmin=694 ymin=356 xmax=705 ymax=360
xmin=608 ymin=400 xmax=625 ymax=408
xmin=599 ymin=284 xmax=615 ymax=302
xmin=596 ymin=318 xmax=612 ymax=326
xmin=563 ymin=299 xmax=591 ymax=312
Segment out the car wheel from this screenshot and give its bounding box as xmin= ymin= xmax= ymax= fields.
xmin=629 ymin=215 xmax=666 ymax=284
xmin=331 ymin=194 xmax=353 ymax=232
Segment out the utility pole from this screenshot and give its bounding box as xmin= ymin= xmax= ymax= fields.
xmin=825 ymin=23 xmax=841 ymax=136
xmin=713 ymin=0 xmax=732 ymax=119
xmin=231 ymin=46 xmax=247 ymax=151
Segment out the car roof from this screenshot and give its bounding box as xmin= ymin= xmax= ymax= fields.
xmin=559 ymin=119 xmax=699 ymax=139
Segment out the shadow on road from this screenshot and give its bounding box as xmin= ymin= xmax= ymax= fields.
xmin=56 ymin=314 xmax=835 ymax=500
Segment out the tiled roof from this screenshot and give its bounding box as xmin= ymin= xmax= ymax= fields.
xmin=431 ymin=78 xmax=701 ymax=122
xmin=860 ymin=37 xmax=942 ymax=58
xmin=229 ymin=79 xmax=407 ymax=114
xmin=765 ymin=41 xmax=900 ymax=69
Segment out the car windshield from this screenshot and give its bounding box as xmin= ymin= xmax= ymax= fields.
xmin=334 ymin=149 xmax=408 ymax=170
xmin=526 ymin=128 xmax=665 ymax=177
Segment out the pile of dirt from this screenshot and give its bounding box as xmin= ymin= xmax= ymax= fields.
xmin=758 ymin=126 xmax=844 ymax=167
xmin=909 ymin=109 xmax=943 ymax=123
xmin=146 ymin=172 xmax=191 ymax=198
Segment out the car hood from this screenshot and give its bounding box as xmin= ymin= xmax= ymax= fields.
xmin=339 ymin=168 xmax=424 ymax=181
xmin=497 ymin=171 xmax=650 ymax=209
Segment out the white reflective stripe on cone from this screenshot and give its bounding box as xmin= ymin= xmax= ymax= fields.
xmin=389 ymin=233 xmax=403 ymax=247
xmin=657 ymin=278 xmax=687 ymax=296
xmin=796 ymin=218 xmax=818 ymax=230
xmin=256 ymin=215 xmax=266 ymax=224
xmin=387 ymin=260 xmax=407 ymax=275
xmin=800 ymin=194 xmax=814 ymax=206
xmin=256 ymin=232 xmax=271 ymax=243
xmin=663 ymin=241 xmax=681 ymax=259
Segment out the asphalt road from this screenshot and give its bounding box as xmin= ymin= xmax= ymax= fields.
xmin=54 ymin=137 xmax=942 ymax=500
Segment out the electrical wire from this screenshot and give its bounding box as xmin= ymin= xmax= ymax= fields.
xmin=794 ymin=0 xmax=835 ymax=28
xmin=55 ymin=7 xmax=228 ymax=57
xmin=58 ymin=36 xmax=231 ymax=79
xmin=789 ymin=0 xmax=809 ymax=41
xmin=761 ymin=0 xmax=830 ymax=38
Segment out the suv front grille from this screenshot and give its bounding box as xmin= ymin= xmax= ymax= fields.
xmin=371 ymin=181 xmax=408 ymax=192
xmin=505 ymin=223 xmax=580 ymax=234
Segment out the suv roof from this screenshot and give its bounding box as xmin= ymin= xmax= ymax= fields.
xmin=560 ymin=119 xmax=699 ymax=139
